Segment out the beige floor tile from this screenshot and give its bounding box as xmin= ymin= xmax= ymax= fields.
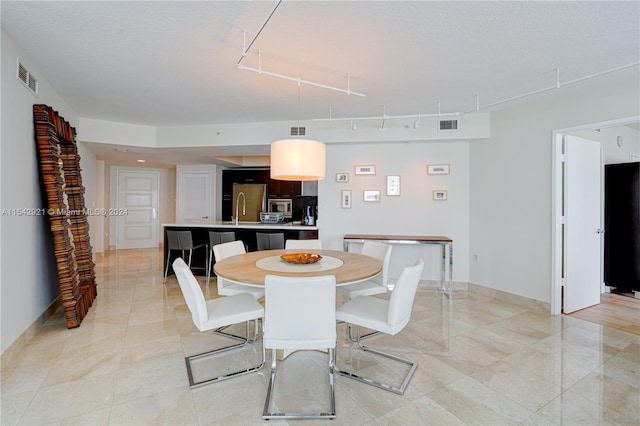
xmin=0 ymin=390 xmax=36 ymax=425
xmin=568 ymin=370 xmax=640 ymax=424
xmin=191 ymin=372 xmax=267 ymax=424
xmin=18 ymin=373 xmax=117 ymax=425
xmin=526 ymin=389 xmax=616 ymax=425
xmin=3 ymin=247 xmax=638 ymax=425
xmin=108 ymin=385 xmax=197 ymax=425
xmin=112 ymin=353 xmax=188 ymax=405
xmin=123 ymin=318 xmax=180 ymax=347
xmin=427 ymin=376 xmax=535 ymax=424
xmin=470 ymin=359 xmax=562 ymax=411
xmin=49 ymin=407 xmax=111 ymax=426
xmin=42 ymin=345 xmax=122 ymax=387
xmin=372 ymin=395 xmax=465 ymax=425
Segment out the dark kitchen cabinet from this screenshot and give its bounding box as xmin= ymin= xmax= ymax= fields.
xmin=267 ymin=178 xmax=301 ymax=198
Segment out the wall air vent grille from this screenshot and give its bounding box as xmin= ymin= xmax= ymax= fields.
xmin=439 ymin=119 xmax=458 ymax=131
xmin=17 ymin=59 xmax=38 ymax=96
xmin=290 ymin=126 xmax=306 ymax=136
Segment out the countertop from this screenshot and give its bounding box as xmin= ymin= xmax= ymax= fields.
xmin=162 ymin=222 xmax=318 ymax=231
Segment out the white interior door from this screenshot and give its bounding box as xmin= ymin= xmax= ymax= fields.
xmin=563 ymin=135 xmax=602 ymax=313
xmin=117 ymin=171 xmax=159 ymax=249
xmin=178 ymin=172 xmax=211 ymax=223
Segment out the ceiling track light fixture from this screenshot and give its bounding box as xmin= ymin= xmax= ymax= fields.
xmin=313 ymin=104 xmax=461 ymax=129
xmin=235 ymin=0 xmax=365 ymax=98
xmin=467 ymin=63 xmax=640 ymax=113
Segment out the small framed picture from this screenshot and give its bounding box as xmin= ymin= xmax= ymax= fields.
xmin=355 ymin=165 xmax=376 ymax=175
xmin=341 ymin=190 xmax=352 ymax=208
xmin=386 ymin=175 xmax=401 ymax=196
xmin=433 ymin=190 xmax=448 ymax=201
xmin=427 ymin=164 xmax=450 ymax=175
xmin=363 ymin=190 xmax=381 ymax=202
xmin=336 ymin=173 xmax=349 ymax=182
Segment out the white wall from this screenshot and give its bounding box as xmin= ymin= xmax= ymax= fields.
xmin=572 ymin=125 xmax=640 ymax=164
xmin=1 ymin=31 xmax=96 ymax=352
xmin=469 ymin=70 xmax=640 ymax=304
xmin=318 ymin=142 xmax=470 ymax=282
xmin=80 ymin=113 xmax=490 ymax=149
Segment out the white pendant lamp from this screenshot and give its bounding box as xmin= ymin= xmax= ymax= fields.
xmin=270 ymin=139 xmax=326 ymax=181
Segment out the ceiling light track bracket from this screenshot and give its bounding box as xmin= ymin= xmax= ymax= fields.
xmin=236 ymin=0 xmax=283 ymax=67
xmin=234 ymin=0 xmax=365 ymax=97
xmin=467 ymin=62 xmax=640 ymax=113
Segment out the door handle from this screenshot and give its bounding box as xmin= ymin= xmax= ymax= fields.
xmin=152 ymin=208 xmax=157 ymax=219
xmin=202 ymin=216 xmax=209 ymax=219
xmin=596 ymin=229 xmax=605 ymax=234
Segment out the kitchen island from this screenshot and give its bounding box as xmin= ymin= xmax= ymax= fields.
xmin=162 ymin=222 xmax=319 ymax=276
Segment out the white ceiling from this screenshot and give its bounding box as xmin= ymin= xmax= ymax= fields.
xmin=2 ymin=1 xmax=639 ymax=165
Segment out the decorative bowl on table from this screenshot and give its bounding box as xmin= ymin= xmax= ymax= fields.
xmin=280 ymin=253 xmax=323 ymax=264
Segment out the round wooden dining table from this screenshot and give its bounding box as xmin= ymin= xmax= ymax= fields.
xmin=213 ymin=249 xmax=382 ymax=286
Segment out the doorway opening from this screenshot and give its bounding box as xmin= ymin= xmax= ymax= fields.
xmin=551 ymin=115 xmax=640 ymax=315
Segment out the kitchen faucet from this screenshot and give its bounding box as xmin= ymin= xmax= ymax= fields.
xmin=235 ymin=191 xmax=246 ymax=226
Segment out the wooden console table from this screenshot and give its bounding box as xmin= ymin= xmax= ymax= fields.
xmin=343 ymin=234 xmax=453 ymax=297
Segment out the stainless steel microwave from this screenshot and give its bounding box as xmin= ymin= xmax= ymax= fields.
xmin=267 ymin=198 xmax=292 ymax=218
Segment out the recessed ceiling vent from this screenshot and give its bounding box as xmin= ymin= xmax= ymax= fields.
xmin=290 ymin=126 xmax=306 ymax=136
xmin=16 ymin=59 xmax=38 ymax=96
xmin=439 ymin=119 xmax=458 ymax=131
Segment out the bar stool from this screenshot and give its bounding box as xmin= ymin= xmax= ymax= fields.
xmin=256 ymin=232 xmax=284 ymax=250
xmin=206 ymin=231 xmax=236 ymax=286
xmin=164 ymin=230 xmax=207 ymax=283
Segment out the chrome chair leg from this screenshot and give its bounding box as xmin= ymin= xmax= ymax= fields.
xmin=185 ymin=319 xmax=264 ymax=388
xmin=214 ymin=318 xmax=261 ymax=342
xmin=348 ymin=324 xmax=381 ymax=342
xmin=336 ymin=326 xmax=418 ymax=395
xmin=164 ymin=250 xmax=172 ymax=283
xmin=206 ymin=247 xmax=213 ymax=286
xmin=262 ymin=348 xmax=336 ymax=420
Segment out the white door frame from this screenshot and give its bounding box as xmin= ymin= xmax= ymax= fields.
xmin=551 ymin=115 xmax=640 ymax=315
xmin=115 ymin=169 xmax=160 ymax=249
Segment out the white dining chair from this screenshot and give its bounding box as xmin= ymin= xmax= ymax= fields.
xmin=338 ymin=241 xmax=392 ymax=298
xmin=213 ymin=240 xmax=265 ymax=300
xmin=338 ymin=241 xmax=392 ymax=340
xmin=284 ymin=239 xmax=322 ymax=250
xmin=335 ymin=259 xmax=424 ymax=395
xmin=173 ymin=258 xmax=265 ymax=388
xmin=262 ymin=274 xmax=337 ymax=420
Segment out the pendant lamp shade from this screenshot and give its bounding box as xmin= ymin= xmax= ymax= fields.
xmin=270 ymin=139 xmax=326 ymax=181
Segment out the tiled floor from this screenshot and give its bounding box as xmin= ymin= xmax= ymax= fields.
xmin=2 ymin=248 xmax=639 ymax=425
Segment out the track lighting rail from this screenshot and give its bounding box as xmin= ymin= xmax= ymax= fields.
xmin=235 ymin=0 xmax=365 ymax=98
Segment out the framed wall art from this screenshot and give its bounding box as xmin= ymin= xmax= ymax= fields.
xmin=427 ymin=164 xmax=450 ymax=175
xmin=336 ymin=172 xmax=349 ymax=182
xmin=355 ymin=165 xmax=376 ymax=175
xmin=341 ymin=190 xmax=352 ymax=209
xmin=363 ymin=190 xmax=381 ymax=202
xmin=386 ymin=175 xmax=400 ymax=196
xmin=433 ymin=190 xmax=448 ymax=201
